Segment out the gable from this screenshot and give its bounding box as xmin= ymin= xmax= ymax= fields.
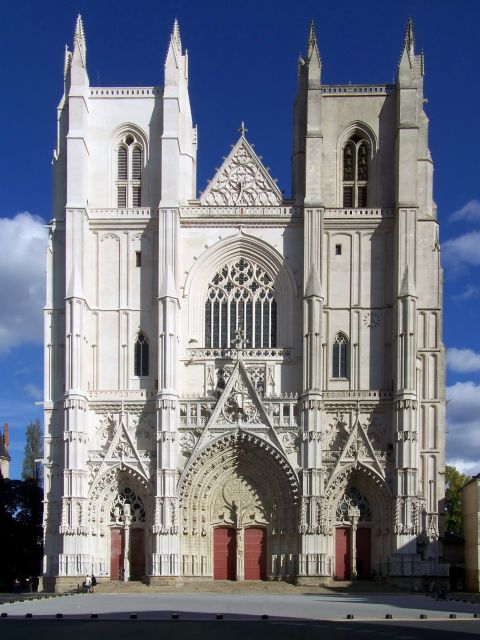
xmin=201 ymin=135 xmax=283 ymax=207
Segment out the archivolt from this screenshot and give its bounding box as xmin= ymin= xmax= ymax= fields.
xmin=178 ymin=430 xmax=300 ymax=535
xmin=88 ymin=463 xmax=152 ymax=530
xmin=324 ymin=462 xmax=392 ymax=529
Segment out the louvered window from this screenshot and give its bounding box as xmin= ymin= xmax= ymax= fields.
xmin=342 ymin=135 xmax=369 ymax=208
xmin=116 ymin=134 xmax=144 ymax=207
xmin=204 ymin=258 xmax=277 ymax=349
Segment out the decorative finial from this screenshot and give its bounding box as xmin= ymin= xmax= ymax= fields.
xmin=238 ymin=121 xmax=248 ymax=137
xmin=404 ymin=17 xmax=415 ymax=61
xmin=170 ymin=18 xmax=182 ymax=55
xmin=73 ymin=14 xmax=86 ymax=63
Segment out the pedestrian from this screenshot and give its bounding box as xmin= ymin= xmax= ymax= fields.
xmin=84 ymin=574 xmax=92 ymax=593
xmin=91 ymin=574 xmax=97 ymax=593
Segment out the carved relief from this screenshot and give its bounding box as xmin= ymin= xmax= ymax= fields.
xmin=201 ymin=137 xmax=282 ymax=207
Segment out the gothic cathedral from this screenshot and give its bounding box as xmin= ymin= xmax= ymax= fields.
xmin=42 ymin=17 xmax=447 ymax=591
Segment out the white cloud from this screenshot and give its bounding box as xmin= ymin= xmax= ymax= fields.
xmin=23 ymin=384 xmax=43 ymax=401
xmin=447 ymin=348 xmax=480 ymax=373
xmin=446 ymin=382 xmax=480 ymax=472
xmin=0 ymin=212 xmax=48 ymax=353
xmin=451 ymin=284 xmax=479 ymax=302
xmin=449 ymin=199 xmax=480 ymax=223
xmin=442 ymin=231 xmax=480 ymax=268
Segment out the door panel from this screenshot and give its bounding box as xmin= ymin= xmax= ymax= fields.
xmin=356 ymin=527 xmax=371 ymax=579
xmin=213 ymin=527 xmax=236 ymax=580
xmin=130 ymin=528 xmax=145 ymax=580
xmin=335 ymin=527 xmax=351 ymax=579
xmin=244 ymin=527 xmax=267 ymax=580
xmin=110 ymin=527 xmax=125 ymax=580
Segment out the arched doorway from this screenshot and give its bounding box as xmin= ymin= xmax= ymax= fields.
xmin=179 ymin=431 xmax=299 ymax=581
xmin=335 ymin=487 xmax=372 ymax=580
xmin=110 ymin=487 xmax=146 ymax=580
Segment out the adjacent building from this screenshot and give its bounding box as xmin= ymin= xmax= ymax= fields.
xmin=41 ymin=16 xmax=447 ymax=591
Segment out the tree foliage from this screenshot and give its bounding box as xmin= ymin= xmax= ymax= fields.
xmin=0 ymin=477 xmax=43 ymax=590
xmin=445 ymin=464 xmax=470 ymax=536
xmin=22 ymin=418 xmax=43 ymax=483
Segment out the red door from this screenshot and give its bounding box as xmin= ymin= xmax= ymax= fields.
xmin=356 ymin=528 xmax=371 ymax=579
xmin=130 ymin=528 xmax=145 ymax=580
xmin=110 ymin=527 xmax=125 ymax=580
xmin=244 ymin=527 xmax=267 ymax=580
xmin=335 ymin=527 xmax=351 ymax=579
xmin=213 ymin=527 xmax=236 ymax=580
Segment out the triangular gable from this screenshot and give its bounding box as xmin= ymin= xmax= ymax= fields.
xmin=330 ymin=413 xmax=384 ymax=480
xmin=193 ymin=360 xmax=283 ymax=452
xmin=91 ymin=416 xmax=149 ymax=487
xmin=201 ymin=135 xmax=283 ymax=206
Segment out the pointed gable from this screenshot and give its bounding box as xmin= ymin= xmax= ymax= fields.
xmin=201 ymin=134 xmax=282 ymax=207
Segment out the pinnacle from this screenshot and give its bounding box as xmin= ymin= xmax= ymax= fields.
xmin=400 ymin=17 xmax=415 ymax=66
xmin=170 ymin=18 xmax=182 ymax=54
xmin=72 ymin=13 xmax=87 ymax=65
xmin=307 ymin=19 xmax=318 ymax=59
xmin=74 ymin=14 xmax=85 ymax=43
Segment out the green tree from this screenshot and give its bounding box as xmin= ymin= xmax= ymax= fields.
xmin=22 ymin=419 xmax=43 ymax=483
xmin=0 ymin=477 xmax=43 ymax=589
xmin=445 ymin=464 xmax=470 ymax=536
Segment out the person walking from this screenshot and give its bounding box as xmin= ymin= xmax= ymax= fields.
xmin=91 ymin=574 xmax=97 ymax=593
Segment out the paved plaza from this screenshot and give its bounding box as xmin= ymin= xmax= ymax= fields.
xmin=2 ymin=593 xmax=480 ymax=640
xmin=1 ymin=591 xmax=480 ymax=620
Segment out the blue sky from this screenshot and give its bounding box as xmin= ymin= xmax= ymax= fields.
xmin=1 ymin=0 xmax=479 ymax=478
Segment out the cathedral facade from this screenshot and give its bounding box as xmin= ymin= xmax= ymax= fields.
xmin=42 ymin=17 xmax=447 ymax=591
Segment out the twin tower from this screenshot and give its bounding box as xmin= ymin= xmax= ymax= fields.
xmin=41 ymin=16 xmax=446 ymax=591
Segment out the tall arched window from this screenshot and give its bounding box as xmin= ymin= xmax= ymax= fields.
xmin=343 ymin=134 xmax=369 ymax=208
xmin=332 ymin=333 xmax=349 ymax=379
xmin=204 ymin=258 xmax=277 ymax=349
xmin=134 ymin=331 xmax=149 ymax=376
xmin=116 ymin=133 xmax=143 ymax=207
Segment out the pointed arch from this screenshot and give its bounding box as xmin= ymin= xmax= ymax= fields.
xmin=337 ymin=121 xmax=377 ymax=208
xmin=110 ymin=123 xmax=148 ymax=208
xmin=88 ymin=463 xmax=152 ymax=533
xmin=332 ymin=331 xmax=349 ymax=379
xmin=183 ymin=231 xmax=298 ymax=348
xmin=134 ymin=330 xmax=149 ymax=377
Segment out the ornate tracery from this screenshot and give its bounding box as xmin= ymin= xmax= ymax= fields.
xmin=204 ymin=258 xmax=277 ymax=349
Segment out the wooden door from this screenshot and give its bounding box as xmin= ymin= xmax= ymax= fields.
xmin=244 ymin=527 xmax=267 ymax=580
xmin=130 ymin=528 xmax=145 ymax=580
xmin=213 ymin=527 xmax=236 ymax=580
xmin=356 ymin=528 xmax=371 ymax=579
xmin=335 ymin=527 xmax=351 ymax=579
xmin=110 ymin=527 xmax=125 ymax=580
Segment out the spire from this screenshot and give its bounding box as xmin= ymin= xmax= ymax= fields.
xmin=307 ymin=20 xmax=318 ymax=59
xmin=305 ymin=20 xmax=321 ymax=84
xmin=171 ymin=18 xmax=182 ymax=56
xmin=399 ymin=265 xmax=417 ymax=298
xmin=305 ymin=264 xmax=323 ymax=298
xmin=404 ymin=17 xmax=415 ymax=63
xmin=73 ymin=14 xmax=86 ymax=65
xmin=165 ymin=18 xmax=188 ymax=83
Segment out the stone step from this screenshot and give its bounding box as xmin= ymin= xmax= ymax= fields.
xmin=93 ymin=579 xmax=399 ymax=594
